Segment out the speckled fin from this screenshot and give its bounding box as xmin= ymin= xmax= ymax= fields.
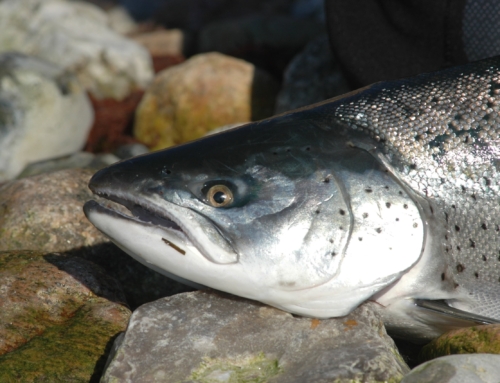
xmin=415 ymin=299 xmax=500 ymax=325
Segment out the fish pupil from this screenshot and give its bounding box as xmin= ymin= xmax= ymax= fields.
xmin=213 ymin=191 xmax=227 ymax=204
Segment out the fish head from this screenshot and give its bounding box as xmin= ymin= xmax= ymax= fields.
xmin=84 ymin=112 xmax=424 ymax=318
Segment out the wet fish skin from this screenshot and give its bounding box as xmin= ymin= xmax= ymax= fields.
xmin=84 ymin=56 xmax=500 ymax=341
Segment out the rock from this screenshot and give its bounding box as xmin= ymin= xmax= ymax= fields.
xmin=0 ymin=169 xmax=108 ymax=253
xmin=198 ymin=15 xmax=325 ymax=77
xmin=275 ymin=35 xmax=351 ymax=113
xmin=101 ymin=291 xmax=409 ymax=383
xmin=0 ymin=53 xmax=93 ymax=181
xmin=420 ymin=325 xmax=500 ymax=362
xmin=0 ymin=168 xmax=193 ymax=309
xmin=134 ymin=52 xmax=279 ymax=150
xmin=86 ymin=90 xmax=144 ymax=153
xmin=401 ymin=354 xmax=500 ymax=383
xmin=107 ymin=5 xmax=138 ymax=35
xmin=114 ymin=143 xmax=150 ymax=159
xmin=0 ymin=250 xmax=130 ymax=381
xmin=16 ymin=151 xmax=120 ymax=179
xmin=0 ymin=0 xmax=154 ymax=100
xmin=132 ymin=29 xmax=186 ymax=73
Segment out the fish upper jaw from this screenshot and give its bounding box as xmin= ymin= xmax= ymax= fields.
xmin=84 ymin=184 xmax=239 ymax=265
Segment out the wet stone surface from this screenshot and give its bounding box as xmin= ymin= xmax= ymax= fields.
xmin=102 ymin=290 xmax=409 ymax=383
xmin=0 ymin=250 xmax=130 ymax=382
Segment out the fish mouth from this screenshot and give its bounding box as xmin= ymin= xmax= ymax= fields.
xmin=84 ymin=189 xmax=184 ymax=235
xmin=84 ymin=186 xmax=238 ymax=264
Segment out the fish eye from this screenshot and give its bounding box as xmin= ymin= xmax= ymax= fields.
xmin=207 ymin=185 xmax=234 ymax=207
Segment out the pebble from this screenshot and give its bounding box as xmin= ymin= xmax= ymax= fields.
xmin=0 ymin=52 xmax=93 ymax=181
xmin=134 ymin=52 xmax=278 ymax=150
xmin=0 ymin=0 xmax=154 ymax=100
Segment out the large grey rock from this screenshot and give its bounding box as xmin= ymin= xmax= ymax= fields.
xmin=0 ymin=53 xmax=93 ymax=181
xmin=0 ymin=0 xmax=153 ymax=100
xmin=102 ymin=291 xmax=409 ymax=383
xmin=275 ymin=35 xmax=351 ymax=113
xmin=401 ymin=354 xmax=500 ymax=383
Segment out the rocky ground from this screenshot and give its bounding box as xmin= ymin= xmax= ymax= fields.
xmin=0 ymin=0 xmax=500 ymax=382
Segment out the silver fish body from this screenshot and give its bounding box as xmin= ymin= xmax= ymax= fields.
xmin=84 ymin=56 xmax=500 ymax=341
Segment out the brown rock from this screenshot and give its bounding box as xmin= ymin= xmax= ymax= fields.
xmin=420 ymin=324 xmax=500 ymax=362
xmin=0 ymin=250 xmax=130 ymax=381
xmin=85 ymin=90 xmax=144 ymax=153
xmin=0 ymin=169 xmax=106 ymax=253
xmin=132 ymin=29 xmax=186 ymax=73
xmin=133 ymin=52 xmax=279 ymax=150
xmin=0 ymin=169 xmax=193 ymax=310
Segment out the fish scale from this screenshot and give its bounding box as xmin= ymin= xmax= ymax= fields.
xmin=327 ymin=58 xmax=500 ymax=317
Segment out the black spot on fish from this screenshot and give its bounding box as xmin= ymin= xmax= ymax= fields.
xmin=375 ymin=228 xmax=382 ymax=233
xmin=461 ymin=185 xmax=466 ymax=193
xmin=365 ymin=188 xmax=373 ymax=193
xmin=413 ymin=223 xmax=418 ymax=228
xmin=432 ymin=96 xmax=439 ymax=103
xmin=445 ymin=212 xmax=449 ymax=222
xmin=487 ymin=100 xmax=495 ymax=108
xmin=315 ymin=210 xmax=320 ymax=214
xmin=362 ymin=213 xmax=368 ymax=218
xmin=483 ymin=113 xmax=492 ymax=121
xmin=358 ymin=237 xmax=363 ymax=241
xmin=470 ymin=239 xmax=476 ymax=248
xmin=445 ymin=246 xmax=449 ymax=253
xmin=399 ymin=191 xmax=403 ymax=195
xmin=474 ymin=272 xmax=479 ymax=278
xmin=323 ymin=177 xmax=330 ymax=183
xmin=409 ymin=164 xmax=417 ymax=170
xmin=471 ymin=194 xmax=476 ymax=200
xmin=496 ymin=225 xmax=500 ymax=232
xmin=445 ymin=234 xmax=448 ymax=240
xmin=305 ymin=146 xmax=311 ymax=151
xmin=482 ymin=223 xmax=488 ymax=230
xmin=441 ymin=273 xmax=445 ymax=281
xmin=482 ymin=255 xmax=487 ymax=262
xmin=386 ymin=202 xmax=391 ymax=208
xmin=452 ymin=204 xmax=456 ymax=209
xmin=457 ymin=264 xmax=465 ymax=272
xmin=329 ymin=239 xmax=334 ymax=243
xmin=457 ymin=246 xmax=461 ymax=251
xmin=162 ymin=168 xmax=172 ymax=175
xmin=454 ymin=283 xmax=460 ymax=289
xmin=430 ymin=206 xmax=434 ymax=214
xmin=384 ymin=185 xmax=389 ymax=189
xmin=404 ymin=204 xmax=408 ymax=209
xmin=331 ymin=251 xmax=337 ymax=257
xmin=339 ymin=209 xmax=346 ymax=215
xmin=484 ymin=177 xmax=491 ymax=186
xmin=455 ymin=225 xmax=460 ymax=232
xmin=454 ymin=113 xmax=462 ymax=121
xmin=396 ymin=218 xmax=400 ymax=221
xmin=272 ymin=152 xmax=278 ymax=155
